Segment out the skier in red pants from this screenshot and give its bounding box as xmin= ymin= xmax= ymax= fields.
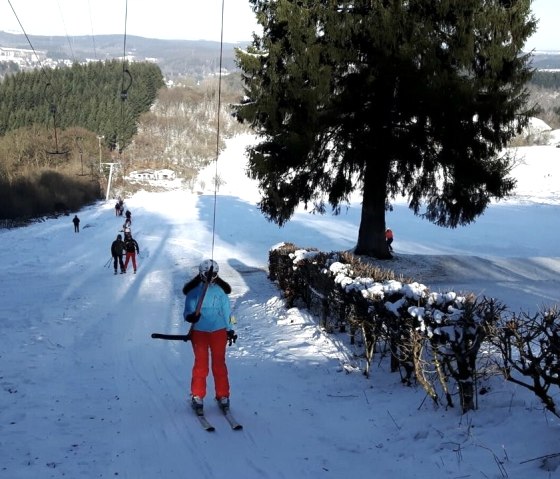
xmin=123 ymin=232 xmax=139 ymax=273
xmin=183 ymin=259 xmax=236 ymax=413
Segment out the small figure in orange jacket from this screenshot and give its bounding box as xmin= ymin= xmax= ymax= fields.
xmin=385 ymin=228 xmax=394 ymax=252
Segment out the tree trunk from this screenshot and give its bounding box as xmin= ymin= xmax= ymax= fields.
xmin=354 ymin=158 xmax=392 ymax=259
xmin=458 ymin=380 xmax=475 ymax=413
xmin=455 ymin=352 xmax=477 ymax=413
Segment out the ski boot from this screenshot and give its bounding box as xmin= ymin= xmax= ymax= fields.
xmin=216 ymin=396 xmax=230 ymax=412
xmin=191 ymin=396 xmax=204 ymax=415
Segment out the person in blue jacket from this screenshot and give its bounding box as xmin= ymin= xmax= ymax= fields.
xmin=183 ymin=259 xmax=236 ymax=413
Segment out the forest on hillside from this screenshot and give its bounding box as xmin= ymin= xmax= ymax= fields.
xmin=0 ymin=60 xmax=247 ymax=222
xmin=0 ymin=61 xmax=164 ymax=221
xmin=528 ymin=71 xmax=560 ymax=130
xmin=0 ymin=60 xmax=164 ymax=148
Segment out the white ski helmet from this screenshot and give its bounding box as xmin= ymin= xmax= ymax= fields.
xmin=199 ymin=259 xmax=219 ymax=282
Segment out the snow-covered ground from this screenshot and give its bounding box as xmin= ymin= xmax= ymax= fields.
xmin=1 ymin=133 xmax=560 ymax=478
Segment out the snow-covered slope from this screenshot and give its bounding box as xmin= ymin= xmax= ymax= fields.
xmin=1 ymin=135 xmax=560 ymax=478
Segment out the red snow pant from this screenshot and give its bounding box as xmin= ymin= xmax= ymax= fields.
xmin=190 ymin=328 xmax=230 ymax=399
xmin=124 ymin=252 xmax=137 ymax=271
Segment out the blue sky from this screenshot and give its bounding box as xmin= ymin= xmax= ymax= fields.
xmin=0 ymin=0 xmax=557 ymax=49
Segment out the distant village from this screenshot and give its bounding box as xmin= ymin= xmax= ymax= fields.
xmin=0 ymin=45 xmax=155 ymax=74
xmin=0 ymin=46 xmax=50 ymax=69
xmin=126 ymin=169 xmax=176 ymax=182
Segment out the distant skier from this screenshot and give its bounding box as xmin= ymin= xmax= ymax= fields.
xmin=385 ymin=228 xmax=394 ymax=252
xmin=72 ymin=215 xmax=80 ymax=233
xmin=115 ymin=202 xmax=121 ymax=216
xmin=184 ymin=259 xmax=236 ymax=414
xmin=125 ymin=210 xmax=132 ymax=222
xmin=123 ymin=231 xmax=139 ymax=273
xmin=111 ymin=234 xmax=126 ymax=274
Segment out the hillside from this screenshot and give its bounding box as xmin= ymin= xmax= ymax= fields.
xmin=4 ymin=29 xmax=559 ymax=79
xmin=529 ymin=50 xmax=560 ymax=70
xmin=0 ymin=30 xmax=247 ymax=79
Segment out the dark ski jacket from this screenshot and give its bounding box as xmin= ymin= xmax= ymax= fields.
xmin=111 ymin=239 xmax=125 ymax=257
xmin=182 ymin=275 xmax=232 ymax=296
xmin=124 ymin=237 xmax=139 ymax=254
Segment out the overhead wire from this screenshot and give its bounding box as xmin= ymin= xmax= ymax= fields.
xmin=209 ymin=0 xmax=226 ymax=262
xmin=6 ymin=0 xmax=67 ymax=155
xmin=56 ymin=0 xmax=76 ymax=62
xmin=6 ymin=0 xmax=51 ymax=82
xmin=119 ymin=0 xmax=131 ymax=153
xmin=87 ymin=0 xmax=98 ymax=60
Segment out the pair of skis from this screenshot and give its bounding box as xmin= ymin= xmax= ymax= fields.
xmin=195 ymin=405 xmax=243 ymax=432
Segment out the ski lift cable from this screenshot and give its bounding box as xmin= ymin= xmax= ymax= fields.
xmin=43 ymin=82 xmax=68 ymax=156
xmin=121 ymin=0 xmax=130 ymax=100
xmin=6 ymin=0 xmax=52 ymax=84
xmin=55 ymin=0 xmax=76 ymax=62
xmin=7 ymin=0 xmax=68 ymax=155
xmin=87 ymin=0 xmax=98 ymax=60
xmin=118 ymin=0 xmax=131 ymax=153
xmin=209 ymin=0 xmax=226 ymax=263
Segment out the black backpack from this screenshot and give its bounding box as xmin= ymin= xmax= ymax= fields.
xmin=124 ymin=238 xmax=136 ymax=253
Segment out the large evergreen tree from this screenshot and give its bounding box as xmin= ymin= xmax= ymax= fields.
xmin=235 ymin=0 xmax=537 ymax=258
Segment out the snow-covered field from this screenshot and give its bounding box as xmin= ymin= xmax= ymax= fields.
xmin=1 ymin=133 xmax=560 ymax=478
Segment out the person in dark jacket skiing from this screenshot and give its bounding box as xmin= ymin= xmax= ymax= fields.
xmin=72 ymin=215 xmax=80 ymax=233
xmin=123 ymin=232 xmax=140 ymax=273
xmin=111 ymin=234 xmax=125 ymax=274
xmin=184 ymin=259 xmax=236 ymax=414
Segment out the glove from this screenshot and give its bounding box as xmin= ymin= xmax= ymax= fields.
xmin=227 ymin=329 xmax=237 ymax=346
xmin=185 ymin=312 xmax=200 ymax=323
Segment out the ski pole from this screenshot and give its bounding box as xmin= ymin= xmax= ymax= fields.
xmin=104 ymin=257 xmax=112 ymax=268
xmin=151 ymin=333 xmax=191 ymax=341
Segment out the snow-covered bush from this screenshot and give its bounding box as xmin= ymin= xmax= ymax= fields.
xmin=269 ymin=243 xmax=560 ymax=415
xmin=269 ymin=243 xmax=503 ymax=413
xmin=486 ymin=306 xmax=560 ymax=418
